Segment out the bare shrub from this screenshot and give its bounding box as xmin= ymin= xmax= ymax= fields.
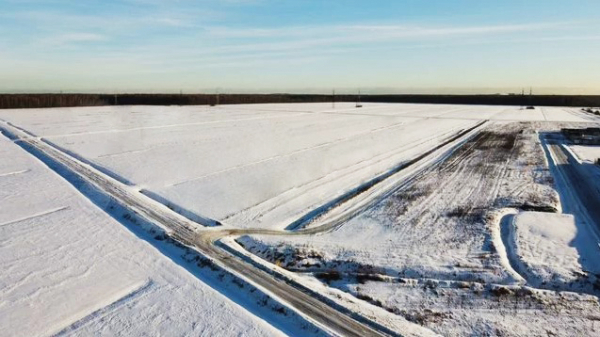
xmin=315 ymin=270 xmax=341 ymax=283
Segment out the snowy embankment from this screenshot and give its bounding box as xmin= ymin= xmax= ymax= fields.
xmin=504 ymin=212 xmax=600 ymax=291
xmin=0 ymin=134 xmax=323 ymax=337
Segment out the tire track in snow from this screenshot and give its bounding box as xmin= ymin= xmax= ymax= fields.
xmin=224 ymin=121 xmax=476 ymax=226
xmin=557 ymin=107 xmax=600 ymax=122
xmin=0 ymin=169 xmax=29 ymax=177
xmin=540 ymin=107 xmax=548 ymax=121
xmin=44 ymin=112 xmax=308 ymax=139
xmin=0 ymin=206 xmax=69 ymax=228
xmin=167 ymin=117 xmax=415 ymax=187
xmin=497 ymin=212 xmax=527 ymax=284
xmin=50 ymin=279 xmax=154 ymax=337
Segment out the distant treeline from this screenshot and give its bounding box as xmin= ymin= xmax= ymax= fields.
xmin=1 ymin=93 xmax=599 ymax=109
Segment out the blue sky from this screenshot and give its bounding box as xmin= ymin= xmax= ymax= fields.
xmin=1 ymin=0 xmax=599 ymax=93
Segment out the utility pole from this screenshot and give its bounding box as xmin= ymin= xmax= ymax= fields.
xmin=529 ymin=87 xmax=533 ymax=107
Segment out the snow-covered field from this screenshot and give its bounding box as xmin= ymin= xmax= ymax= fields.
xmin=0 ymin=103 xmax=592 ymax=231
xmin=2 ymin=103 xmax=600 ymax=336
xmin=0 ymin=135 xmax=321 ymax=337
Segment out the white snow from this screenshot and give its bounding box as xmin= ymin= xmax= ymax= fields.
xmin=509 ymin=212 xmax=600 ymax=287
xmin=0 ymin=135 xmax=319 ymax=337
xmin=222 ymin=237 xmax=440 ymax=337
xmin=0 ymin=103 xmax=594 ymax=231
xmin=346 ymin=280 xmax=600 ymax=337
xmin=570 ymin=144 xmax=600 ymax=164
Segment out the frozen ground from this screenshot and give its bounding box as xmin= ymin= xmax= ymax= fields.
xmin=340 ymin=280 xmax=600 ymax=337
xmin=0 ymin=103 xmax=592 ymax=231
xmin=0 ymin=135 xmax=321 ymax=337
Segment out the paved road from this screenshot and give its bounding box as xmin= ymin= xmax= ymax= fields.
xmin=547 ymin=142 xmax=600 ymax=234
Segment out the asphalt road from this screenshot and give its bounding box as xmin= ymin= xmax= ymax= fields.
xmin=547 ymin=142 xmax=600 ymax=234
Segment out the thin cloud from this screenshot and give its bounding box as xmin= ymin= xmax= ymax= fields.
xmin=204 ymin=22 xmax=573 ymax=39
xmin=158 ymin=22 xmax=574 ymax=58
xmin=48 ymin=21 xmax=579 ymax=73
xmin=43 ymin=33 xmax=108 ymax=46
xmin=4 ymin=9 xmax=205 ymax=33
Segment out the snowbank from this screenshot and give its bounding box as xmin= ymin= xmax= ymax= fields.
xmin=510 ymin=212 xmax=600 ymax=290
xmin=570 ymin=145 xmax=600 ymax=164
